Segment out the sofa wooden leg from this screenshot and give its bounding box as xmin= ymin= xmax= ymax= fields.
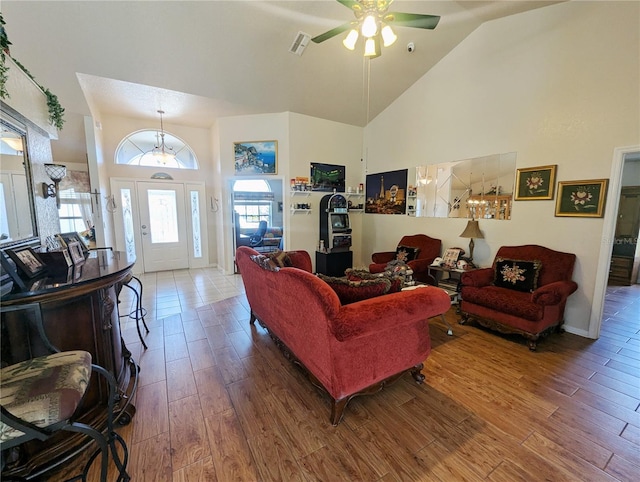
xmin=459 ymin=313 xmax=469 ymax=325
xmin=330 ymin=398 xmax=348 ymax=426
xmin=249 ymin=312 xmax=256 ymax=325
xmin=528 ymin=339 xmax=538 ymax=351
xmin=410 ymin=363 xmax=425 ymax=384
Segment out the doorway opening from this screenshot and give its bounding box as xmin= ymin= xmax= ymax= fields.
xmin=231 ymin=178 xmax=284 ymax=271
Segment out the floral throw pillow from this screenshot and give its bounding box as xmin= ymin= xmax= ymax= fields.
xmin=317 ymin=274 xmax=391 ymax=305
xmin=266 ymin=250 xmax=292 ymax=268
xmin=250 ymin=254 xmax=280 ymax=272
xmin=395 ymin=245 xmax=420 ymax=263
xmin=493 ymin=257 xmax=542 ymax=293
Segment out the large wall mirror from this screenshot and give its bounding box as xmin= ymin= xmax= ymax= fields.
xmin=0 ymin=111 xmax=38 ymax=246
xmin=414 ymin=152 xmax=517 ymax=220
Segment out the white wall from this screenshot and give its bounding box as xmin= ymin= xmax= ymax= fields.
xmin=363 ymin=1 xmax=640 ymax=335
xmin=288 ymin=112 xmax=364 ymax=266
xmin=214 ymin=112 xmax=364 ymax=273
xmin=216 ymin=113 xmax=290 ymax=274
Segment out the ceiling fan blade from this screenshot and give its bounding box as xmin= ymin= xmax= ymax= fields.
xmin=337 ymin=0 xmax=360 ymax=9
xmin=386 ymin=12 xmax=440 ymax=30
xmin=311 ymin=23 xmax=353 ymax=43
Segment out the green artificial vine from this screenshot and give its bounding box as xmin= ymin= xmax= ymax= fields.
xmin=0 ymin=11 xmax=65 ymax=129
xmin=0 ymin=12 xmax=10 ymax=100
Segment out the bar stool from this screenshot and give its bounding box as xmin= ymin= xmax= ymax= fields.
xmin=91 ymin=247 xmax=149 ymax=349
xmin=120 ymin=273 xmax=149 ymax=349
xmin=1 ymin=305 xmax=130 ymax=481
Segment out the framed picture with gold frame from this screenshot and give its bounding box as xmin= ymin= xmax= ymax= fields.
xmin=555 ymin=179 xmax=608 ymax=218
xmin=514 ymin=165 xmax=557 ymax=200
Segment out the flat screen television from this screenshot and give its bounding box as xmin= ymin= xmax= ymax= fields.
xmin=311 ymin=163 xmax=345 ymax=192
xmin=330 ymin=213 xmax=349 ymax=230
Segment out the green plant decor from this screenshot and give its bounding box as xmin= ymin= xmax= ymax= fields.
xmin=0 ymin=12 xmax=11 ymax=99
xmin=0 ymin=12 xmax=64 ymax=129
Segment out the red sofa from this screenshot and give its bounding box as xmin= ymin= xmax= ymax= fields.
xmin=235 ymin=246 xmax=451 ymax=425
xmin=459 ymin=245 xmax=578 ymax=350
xmin=369 ymin=234 xmax=442 ymax=284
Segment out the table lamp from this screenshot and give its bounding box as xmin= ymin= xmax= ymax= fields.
xmin=459 ymin=220 xmax=483 ymax=262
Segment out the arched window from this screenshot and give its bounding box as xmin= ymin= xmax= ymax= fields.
xmin=115 ymin=130 xmax=198 ymax=169
xmin=232 ymin=179 xmax=272 ymax=229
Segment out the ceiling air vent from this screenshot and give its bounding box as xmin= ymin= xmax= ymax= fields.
xmin=289 ymin=31 xmax=311 ymax=56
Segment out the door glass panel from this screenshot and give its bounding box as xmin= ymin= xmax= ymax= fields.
xmin=190 ymin=190 xmax=202 ymax=258
xmin=148 ymin=189 xmax=179 ymax=243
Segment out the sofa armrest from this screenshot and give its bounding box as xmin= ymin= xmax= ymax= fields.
xmin=531 ymin=280 xmax=578 ymax=306
xmin=331 ymin=287 xmax=451 ymax=342
xmin=461 ymin=268 xmax=494 ymax=288
xmin=287 ymin=250 xmax=313 ymax=273
xmin=371 ymin=251 xmax=395 ymax=264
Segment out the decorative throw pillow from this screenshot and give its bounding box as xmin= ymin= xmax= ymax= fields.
xmin=493 ymin=257 xmax=542 ymax=293
xmin=250 ymin=254 xmax=280 ymax=272
xmin=345 ymin=268 xmax=404 ymax=293
xmin=395 ymin=245 xmax=420 ymax=263
xmin=317 ymin=274 xmax=391 ymax=305
xmin=266 ymin=250 xmax=292 ymax=268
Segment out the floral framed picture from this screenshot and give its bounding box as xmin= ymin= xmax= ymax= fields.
xmin=555 ymin=179 xmax=609 ymax=217
xmin=515 ymin=165 xmax=557 ymax=200
xmin=234 ymin=140 xmax=277 ymax=175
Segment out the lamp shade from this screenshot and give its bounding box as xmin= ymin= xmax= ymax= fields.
xmin=459 ymin=220 xmax=483 ymax=239
xmin=44 ymin=163 xmax=67 ymax=182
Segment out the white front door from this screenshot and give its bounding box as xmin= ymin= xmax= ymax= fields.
xmin=138 ymin=182 xmax=189 ymax=272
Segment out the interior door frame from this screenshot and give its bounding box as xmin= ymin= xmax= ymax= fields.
xmin=590 ymin=145 xmax=640 ymax=339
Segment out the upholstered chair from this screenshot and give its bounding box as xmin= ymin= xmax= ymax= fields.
xmin=459 ymin=244 xmax=578 ymax=350
xmin=369 ymin=234 xmax=442 ymax=284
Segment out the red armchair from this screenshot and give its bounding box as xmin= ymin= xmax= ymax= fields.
xmin=369 ymin=234 xmax=442 ymax=284
xmin=459 ymin=244 xmax=578 ymax=350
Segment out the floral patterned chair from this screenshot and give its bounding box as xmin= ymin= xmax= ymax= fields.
xmin=459 ymin=245 xmax=578 ymax=350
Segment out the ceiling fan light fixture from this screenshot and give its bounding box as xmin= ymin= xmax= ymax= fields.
xmin=343 ymin=29 xmax=359 ymax=50
xmin=361 ymin=14 xmax=378 ymax=38
xmin=381 ymin=24 xmax=397 ymax=47
xmin=364 ymin=36 xmax=381 ymax=58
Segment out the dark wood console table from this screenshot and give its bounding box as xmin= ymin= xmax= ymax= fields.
xmin=1 ymin=250 xmax=139 ymax=480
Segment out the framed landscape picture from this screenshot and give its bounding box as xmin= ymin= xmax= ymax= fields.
xmin=234 ymin=140 xmax=277 ymax=175
xmin=515 ymin=165 xmax=557 ymax=200
xmin=555 ymin=179 xmax=608 ymax=217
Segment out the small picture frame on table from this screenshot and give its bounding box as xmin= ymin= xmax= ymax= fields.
xmin=60 ymin=232 xmax=89 ymax=255
xmin=67 ymin=241 xmax=86 ymax=267
xmin=0 ymin=252 xmax=27 ymax=291
xmin=6 ymin=246 xmax=47 ymax=279
xmin=442 ymin=248 xmax=462 ymax=269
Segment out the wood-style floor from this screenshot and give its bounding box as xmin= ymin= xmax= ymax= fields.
xmin=56 ymin=277 xmax=640 ymax=481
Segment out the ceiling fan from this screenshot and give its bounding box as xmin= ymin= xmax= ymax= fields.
xmin=311 ymin=0 xmax=440 ymax=58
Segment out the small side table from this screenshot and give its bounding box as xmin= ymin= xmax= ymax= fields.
xmin=427 ymin=264 xmax=479 ymax=314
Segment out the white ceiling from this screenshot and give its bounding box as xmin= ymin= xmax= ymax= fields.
xmin=1 ymin=1 xmax=564 ymax=164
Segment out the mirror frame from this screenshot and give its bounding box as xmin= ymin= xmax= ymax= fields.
xmin=0 ymin=109 xmax=39 ymax=249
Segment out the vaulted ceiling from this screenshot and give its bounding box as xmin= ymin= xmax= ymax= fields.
xmin=1 ymin=1 xmax=564 ymax=163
